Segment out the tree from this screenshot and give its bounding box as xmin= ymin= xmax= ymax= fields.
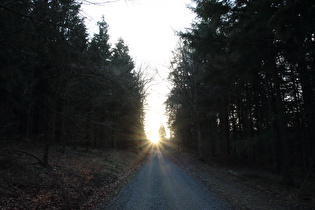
xmin=0 ymin=1 xmax=147 ymax=165
xmin=88 ymin=16 xmax=111 ymax=67
xmin=111 ymin=38 xmax=135 ymax=75
xmin=109 ymin=38 xmax=146 ymax=146
xmin=0 ymin=0 xmax=90 ymax=164
xmin=167 ymin=0 xmax=315 ymax=185
xmin=158 ymin=125 xmax=166 ymax=140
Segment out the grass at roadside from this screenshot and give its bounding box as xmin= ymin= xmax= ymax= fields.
xmin=0 ymin=144 xmax=148 ymax=209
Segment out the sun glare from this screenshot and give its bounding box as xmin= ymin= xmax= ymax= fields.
xmin=149 ymin=133 xmax=160 ymax=144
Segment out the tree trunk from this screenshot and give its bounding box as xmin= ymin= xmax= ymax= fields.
xmin=220 ymin=98 xmax=230 ymax=157
xmin=272 ymin=66 xmax=294 ymax=185
xmin=298 ymin=62 xmax=315 ymax=165
xmin=26 ymin=100 xmax=34 ymax=140
xmin=61 ymin=100 xmax=67 ymax=154
xmin=43 ymin=89 xmax=58 ymax=166
xmin=196 ymin=122 xmax=204 ymax=161
xmin=43 ymin=108 xmax=56 ymax=166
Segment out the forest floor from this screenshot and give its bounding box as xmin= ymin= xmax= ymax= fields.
xmin=0 ymin=142 xmax=148 ymax=209
xmin=164 ymin=145 xmax=315 ymax=209
xmin=1 ymin=141 xmax=314 ymax=209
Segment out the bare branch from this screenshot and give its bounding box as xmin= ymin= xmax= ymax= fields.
xmin=0 ymin=40 xmax=34 ymax=65
xmin=13 ymin=150 xmax=45 ymax=166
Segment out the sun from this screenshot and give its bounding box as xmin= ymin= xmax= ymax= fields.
xmin=149 ymin=133 xmax=160 ymax=144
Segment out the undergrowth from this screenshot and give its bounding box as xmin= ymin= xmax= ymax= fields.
xmin=0 ymin=144 xmax=147 ymax=209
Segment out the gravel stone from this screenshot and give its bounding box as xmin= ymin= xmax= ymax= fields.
xmin=105 ymin=150 xmax=231 ymax=210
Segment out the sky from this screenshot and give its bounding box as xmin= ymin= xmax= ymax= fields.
xmin=81 ymin=0 xmax=195 ymax=140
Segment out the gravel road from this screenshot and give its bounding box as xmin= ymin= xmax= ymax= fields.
xmin=105 ymin=150 xmax=231 ymax=210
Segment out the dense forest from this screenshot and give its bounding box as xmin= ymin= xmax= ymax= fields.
xmin=1 ymin=0 xmax=314 ymax=188
xmin=0 ymin=0 xmax=146 ymax=165
xmin=166 ymin=0 xmax=314 ymax=185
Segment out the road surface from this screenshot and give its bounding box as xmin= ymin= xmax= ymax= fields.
xmin=105 ymin=150 xmax=231 ymax=210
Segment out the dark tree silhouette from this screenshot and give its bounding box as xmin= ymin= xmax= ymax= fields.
xmin=167 ymin=0 xmax=315 ymax=185
xmin=0 ymin=0 xmax=146 ymax=165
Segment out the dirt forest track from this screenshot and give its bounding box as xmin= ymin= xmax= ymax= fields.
xmin=102 ymin=150 xmax=231 ymax=210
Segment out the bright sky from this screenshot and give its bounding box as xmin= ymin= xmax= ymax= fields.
xmin=81 ymin=0 xmax=195 ymax=140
